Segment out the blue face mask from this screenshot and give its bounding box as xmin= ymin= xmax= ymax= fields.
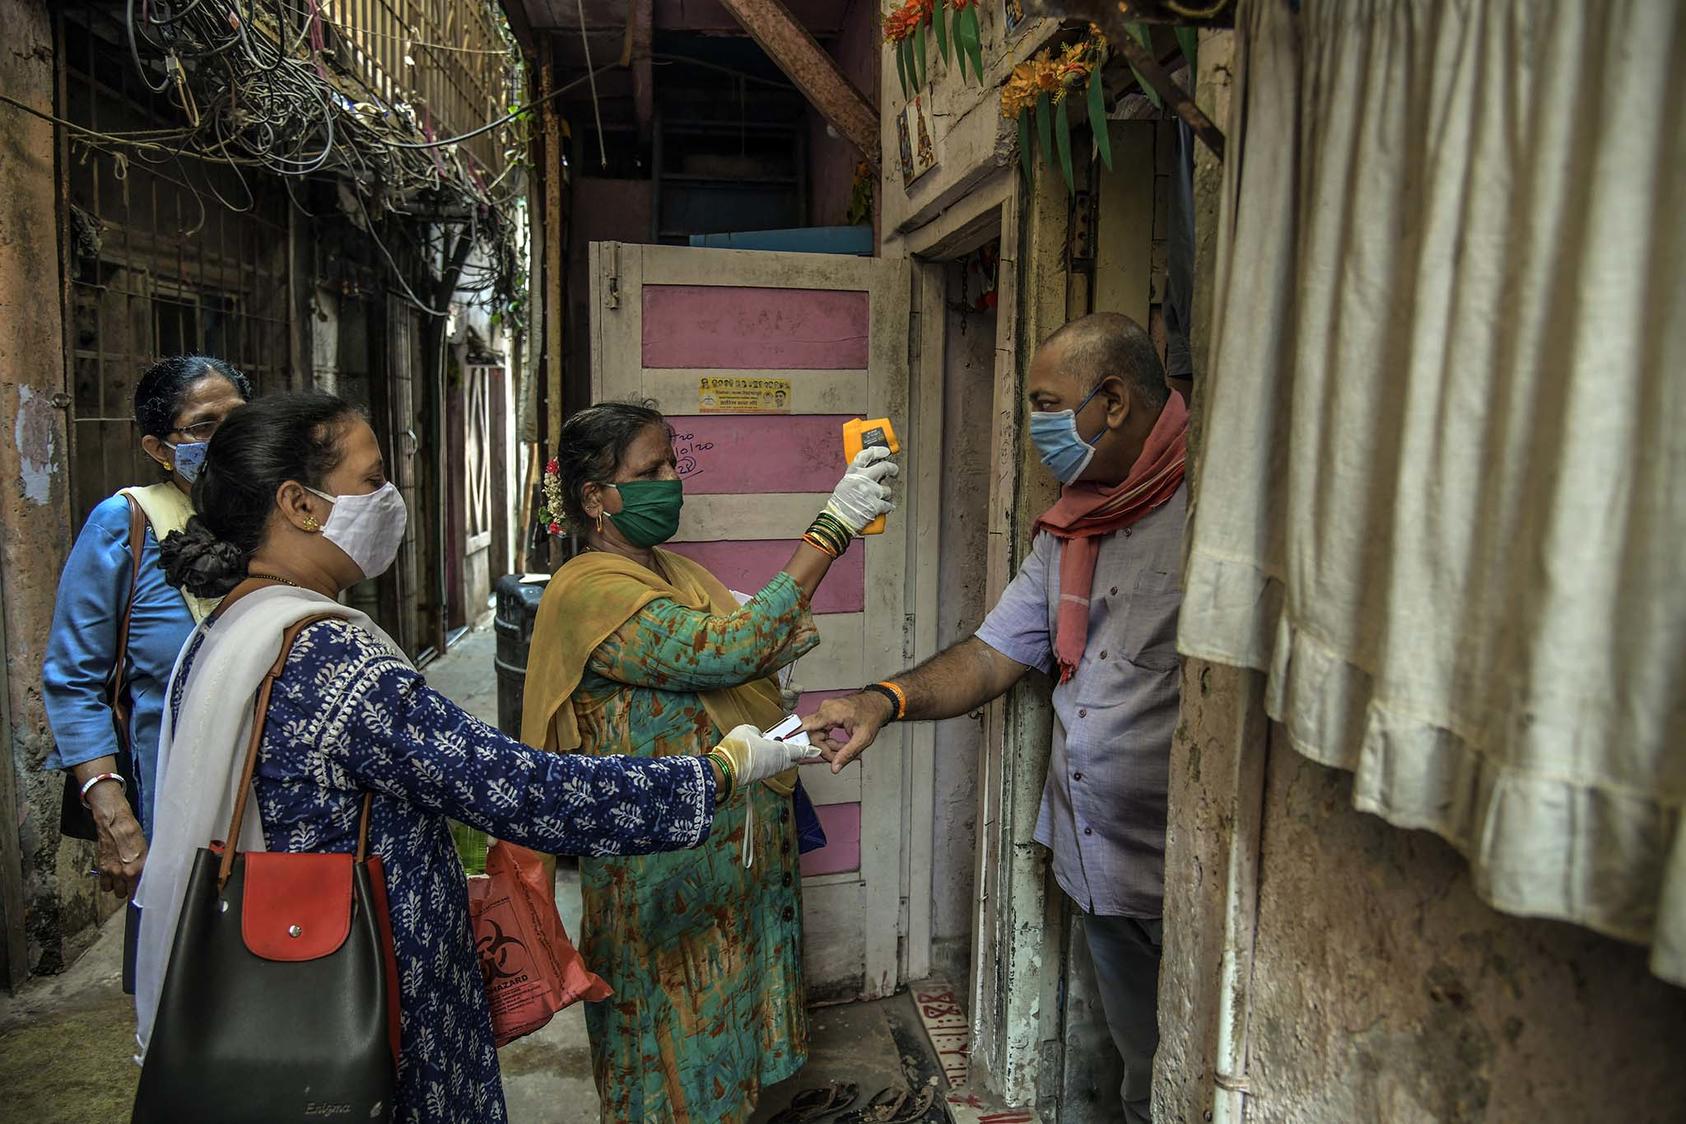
xmin=167 ymin=441 xmax=209 ymax=484
xmin=1029 ymin=382 xmax=1107 ymax=484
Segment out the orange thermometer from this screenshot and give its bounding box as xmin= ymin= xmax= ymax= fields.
xmin=842 ymin=417 xmax=900 ymax=536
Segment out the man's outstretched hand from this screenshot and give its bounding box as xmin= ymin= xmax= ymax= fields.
xmin=799 ymin=692 xmax=896 ymax=773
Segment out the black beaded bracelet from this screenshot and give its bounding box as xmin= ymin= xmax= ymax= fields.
xmin=860 ymin=682 xmax=902 ymax=723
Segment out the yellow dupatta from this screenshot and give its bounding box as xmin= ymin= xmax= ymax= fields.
xmin=519 ymin=549 xmax=796 ymax=794
xmin=118 ymin=482 xmax=219 ymax=623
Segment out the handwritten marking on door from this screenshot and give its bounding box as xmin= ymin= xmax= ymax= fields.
xmin=671 ymin=431 xmax=716 ymax=480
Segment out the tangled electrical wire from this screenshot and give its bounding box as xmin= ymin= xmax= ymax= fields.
xmin=116 ymin=0 xmax=529 ymax=316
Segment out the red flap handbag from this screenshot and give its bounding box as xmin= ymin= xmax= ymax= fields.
xmin=132 ymin=613 xmax=403 ymax=1124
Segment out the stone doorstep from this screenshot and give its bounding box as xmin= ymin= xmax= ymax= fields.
xmin=907 ymin=979 xmax=1044 ymax=1124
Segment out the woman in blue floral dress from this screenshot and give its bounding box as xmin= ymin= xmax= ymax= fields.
xmin=135 ymin=394 xmax=809 ymax=1122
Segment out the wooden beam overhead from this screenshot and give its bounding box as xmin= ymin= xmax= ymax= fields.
xmin=713 ymin=0 xmax=879 ymax=166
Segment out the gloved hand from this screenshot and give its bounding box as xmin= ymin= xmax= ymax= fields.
xmin=711 ymin=724 xmax=819 ymax=792
xmin=779 ymin=680 xmax=805 ymax=713
xmin=823 ymin=446 xmax=900 ymax=536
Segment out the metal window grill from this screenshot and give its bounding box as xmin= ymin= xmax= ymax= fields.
xmin=59 ymin=6 xmax=292 ymax=525
xmin=325 ymin=0 xmax=516 ymax=184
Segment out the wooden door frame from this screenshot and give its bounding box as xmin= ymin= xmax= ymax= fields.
xmin=588 ymin=242 xmax=913 ymax=999
xmin=896 ymin=167 xmax=1067 ymax=1108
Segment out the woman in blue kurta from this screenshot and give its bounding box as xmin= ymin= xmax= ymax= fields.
xmin=43 ymin=355 xmax=250 ymax=898
xmin=138 ymin=393 xmax=808 ymax=1122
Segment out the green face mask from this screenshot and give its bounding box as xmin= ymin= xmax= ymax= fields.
xmin=604 ymin=479 xmax=684 ymax=547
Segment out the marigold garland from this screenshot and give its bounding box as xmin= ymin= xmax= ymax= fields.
xmin=883 ymin=0 xmax=933 ymax=44
xmin=1000 ymin=25 xmax=1107 ymax=119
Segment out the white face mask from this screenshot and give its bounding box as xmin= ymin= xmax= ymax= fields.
xmin=305 ymin=482 xmax=408 ymax=580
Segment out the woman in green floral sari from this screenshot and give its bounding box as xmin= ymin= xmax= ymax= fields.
xmin=521 ymin=403 xmax=898 ymax=1123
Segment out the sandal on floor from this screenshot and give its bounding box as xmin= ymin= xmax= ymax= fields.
xmin=836 ymin=1084 xmax=935 ymax=1124
xmin=768 ymin=1082 xmax=861 ymax=1124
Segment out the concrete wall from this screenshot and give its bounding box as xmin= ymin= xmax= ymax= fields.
xmin=928 ymin=270 xmax=996 ymax=983
xmin=1250 ymin=748 xmax=1686 ymax=1122
xmin=1155 ymin=28 xmax=1686 ymax=1124
xmin=0 ymin=0 xmax=102 ymax=982
xmin=878 ymin=6 xmax=1062 ymax=240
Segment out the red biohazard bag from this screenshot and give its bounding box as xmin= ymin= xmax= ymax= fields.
xmin=467 ymin=841 xmax=611 ymax=1047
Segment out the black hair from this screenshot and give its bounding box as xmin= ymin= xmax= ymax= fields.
xmin=552 ymin=401 xmax=667 ymax=529
xmin=133 ymin=355 xmax=253 ymax=440
xmin=1046 ymin=312 xmax=1170 ymax=411
xmin=160 ymin=392 xmax=362 ymax=598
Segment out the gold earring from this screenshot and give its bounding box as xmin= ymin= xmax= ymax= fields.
xmin=164 ymin=461 xmax=174 ymax=472
xmin=595 ymin=510 xmax=606 ymax=534
xmin=303 ymin=515 xmax=322 ymax=532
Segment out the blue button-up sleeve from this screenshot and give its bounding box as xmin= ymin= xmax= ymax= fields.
xmin=974 ymin=530 xmax=1056 ymax=674
xmin=42 ymin=497 xmax=135 ymax=771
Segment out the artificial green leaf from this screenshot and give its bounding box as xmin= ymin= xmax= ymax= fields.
xmin=1176 ymin=26 xmax=1198 ymax=71
xmin=953 ymin=6 xmax=974 ymax=82
xmin=895 ymin=37 xmax=910 ymax=100
xmin=1088 ymin=66 xmax=1112 ymax=171
xmin=914 ymin=20 xmax=928 ymax=88
xmin=1133 ymin=64 xmax=1162 ymax=109
xmin=934 ymin=0 xmax=950 ymax=65
xmin=1019 ymin=110 xmax=1034 ymax=184
xmin=1125 ymin=22 xmax=1163 ymax=109
xmin=1055 ymin=97 xmax=1074 ymax=194
xmin=964 ymin=7 xmax=986 ymax=85
xmin=1036 ymin=92 xmax=1054 ymax=168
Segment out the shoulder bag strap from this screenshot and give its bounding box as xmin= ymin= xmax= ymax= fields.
xmin=215 ymin=611 xmax=342 ymax=890
xmin=107 ymin=495 xmax=148 ymax=737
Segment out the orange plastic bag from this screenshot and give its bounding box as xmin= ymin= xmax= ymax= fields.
xmin=466 ymin=841 xmax=611 ymax=1047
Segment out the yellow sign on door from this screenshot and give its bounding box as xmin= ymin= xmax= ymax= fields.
xmin=697 ymin=375 xmax=793 ymax=414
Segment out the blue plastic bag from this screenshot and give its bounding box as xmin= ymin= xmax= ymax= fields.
xmin=792 ymin=777 xmax=828 ymax=854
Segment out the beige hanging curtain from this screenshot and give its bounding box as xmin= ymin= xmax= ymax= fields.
xmin=1180 ymin=0 xmax=1685 ymax=984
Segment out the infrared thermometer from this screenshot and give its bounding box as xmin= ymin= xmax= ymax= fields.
xmin=842 ymin=417 xmax=901 ymax=536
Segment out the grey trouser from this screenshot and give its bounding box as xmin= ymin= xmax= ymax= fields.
xmin=1083 ymin=914 xmax=1164 ymax=1124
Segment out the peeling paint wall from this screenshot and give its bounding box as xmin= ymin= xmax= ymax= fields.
xmin=0 ymin=0 xmax=97 ymax=979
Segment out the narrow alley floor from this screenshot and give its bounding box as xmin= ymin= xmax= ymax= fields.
xmin=0 ymin=619 xmax=940 ymax=1123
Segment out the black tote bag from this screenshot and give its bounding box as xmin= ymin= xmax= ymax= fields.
xmin=132 ymin=612 xmax=402 ymax=1123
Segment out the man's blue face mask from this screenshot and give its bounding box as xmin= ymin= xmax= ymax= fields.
xmin=1029 ymin=381 xmax=1107 ymax=484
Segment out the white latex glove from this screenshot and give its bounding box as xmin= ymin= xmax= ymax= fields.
xmin=823 ymin=445 xmax=900 ymax=536
xmin=713 ymin=724 xmax=819 ymax=789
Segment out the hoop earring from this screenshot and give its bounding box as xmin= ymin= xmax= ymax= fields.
xmin=595 ymin=510 xmax=606 ymax=534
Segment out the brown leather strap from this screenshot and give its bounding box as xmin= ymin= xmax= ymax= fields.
xmin=216 ymin=612 xmax=344 ymax=889
xmin=107 ymin=494 xmax=148 ymax=742
xmin=355 ymin=793 xmax=374 ymax=863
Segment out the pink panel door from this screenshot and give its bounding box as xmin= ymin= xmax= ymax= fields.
xmin=591 ymin=241 xmax=909 ymax=1000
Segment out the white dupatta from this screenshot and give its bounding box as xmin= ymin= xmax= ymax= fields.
xmin=132 ymin=585 xmax=410 ymax=1058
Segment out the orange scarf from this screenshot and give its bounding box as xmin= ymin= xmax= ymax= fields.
xmin=1034 ymin=392 xmax=1189 ymax=681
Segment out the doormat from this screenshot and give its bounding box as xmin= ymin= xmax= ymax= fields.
xmin=909 ymin=981 xmax=1041 ymax=1124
